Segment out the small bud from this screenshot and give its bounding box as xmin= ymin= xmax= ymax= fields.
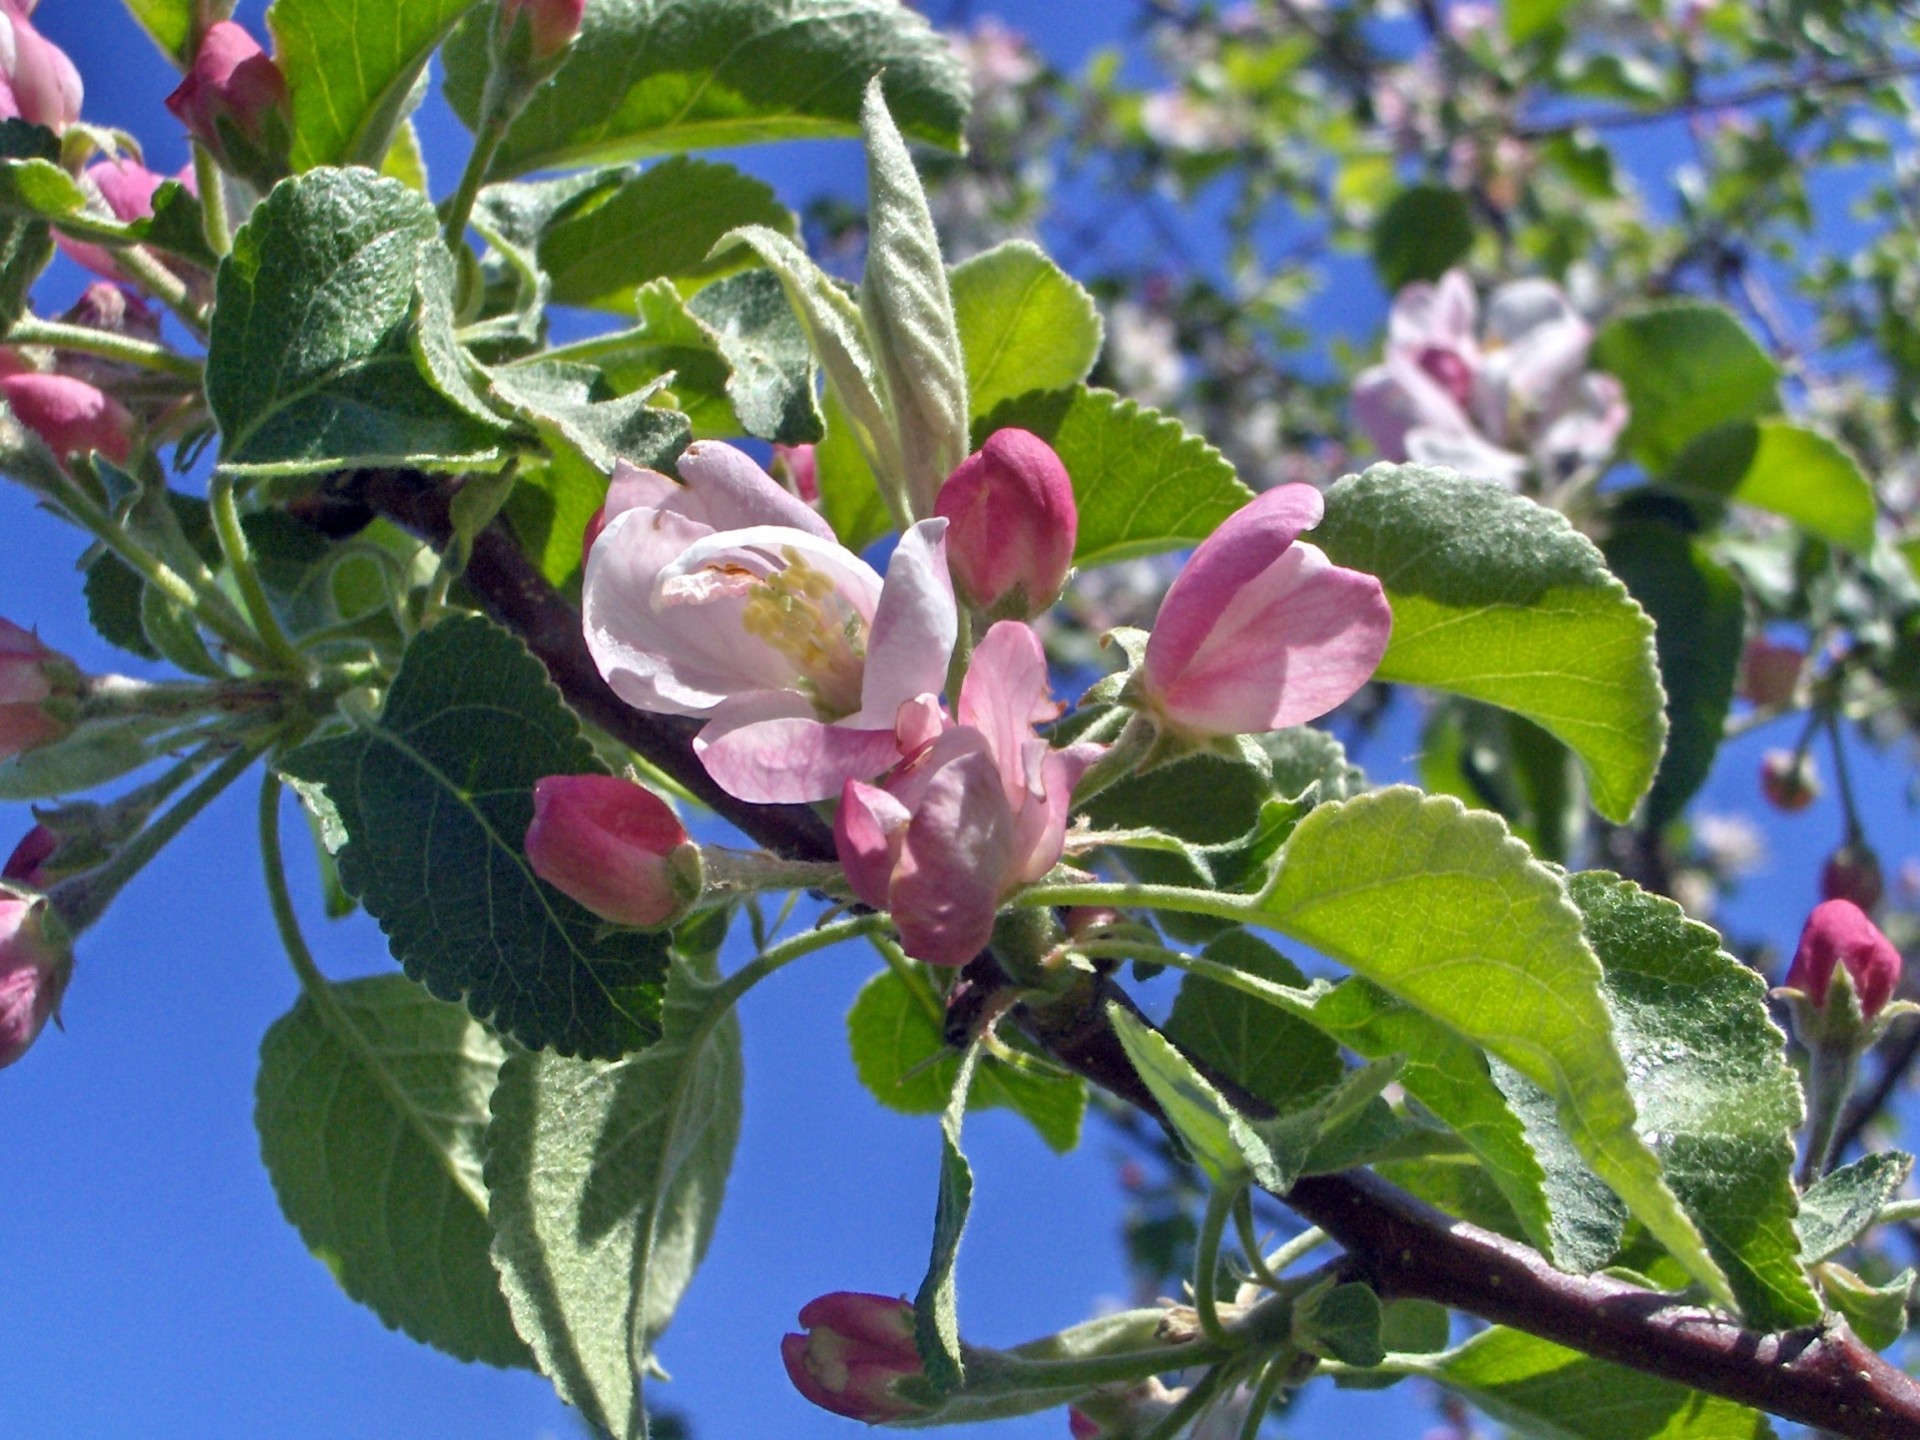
xmin=1760 ymin=749 xmax=1819 ymax=813
xmin=779 ymin=1292 xmax=925 ymax=1423
xmin=1065 ymin=906 xmax=1122 ymax=940
xmin=0 ymin=371 xmax=135 ymax=463
xmin=56 ymin=159 xmax=171 ymax=282
xmin=772 ymin=442 xmax=819 ymax=503
xmin=1738 ymin=636 xmax=1803 ymax=708
xmin=0 ymin=0 xmax=82 ymax=132
xmin=524 ymin=774 xmax=698 ymax=929
xmin=934 ymin=428 xmax=1077 ymax=619
xmin=498 ymin=0 xmax=586 ymax=62
xmin=3 ymin=824 xmax=56 ymax=888
xmin=1786 ymin=899 xmax=1902 ymax=1022
xmin=0 ymin=891 xmax=71 ymax=1069
xmin=165 ymin=21 xmax=291 ymax=191
xmin=0 ymin=618 xmax=76 ymax=761
xmin=1820 ymin=842 xmax=1884 ymax=913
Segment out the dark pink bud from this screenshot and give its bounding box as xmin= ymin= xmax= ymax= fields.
xmin=1065 ymin=906 xmax=1122 ymax=939
xmin=3 ymin=824 xmax=56 ymax=888
xmin=1738 ymin=637 xmax=1803 ymax=708
xmin=165 ymin=22 xmax=289 ymax=187
xmin=56 ymin=159 xmax=167 ymax=282
xmin=773 ymin=442 xmax=819 ymax=503
xmin=0 ymin=0 xmax=82 ymax=131
xmin=0 ymin=617 xmax=73 ymax=760
xmin=0 ymin=892 xmax=70 ymax=1069
xmin=499 ymin=0 xmax=587 ymax=60
xmin=524 ymin=774 xmax=697 ymax=928
xmin=1069 ymin=1408 xmax=1103 ymax=1440
xmin=1760 ymin=749 xmax=1818 ymax=813
xmin=1820 ymin=843 xmax=1884 ymax=913
xmin=1786 ymin=899 xmax=1902 ymax=1019
xmin=934 ymin=428 xmax=1077 ymax=619
xmin=779 ymin=1292 xmax=924 ymax=1423
xmin=0 ymin=371 xmax=134 ymax=463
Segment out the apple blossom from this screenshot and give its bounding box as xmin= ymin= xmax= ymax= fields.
xmin=0 ymin=371 xmax=135 ymax=463
xmin=3 ymin=823 xmax=54 ymax=887
xmin=0 ymin=891 xmax=69 ymax=1069
xmin=166 ymin=21 xmax=290 ymax=190
xmin=583 ymin=442 xmax=958 ymax=804
xmin=498 ymin=0 xmax=586 ymax=62
xmin=0 ymin=616 xmax=75 ymax=759
xmin=55 ymin=158 xmax=192 ymax=282
xmin=1820 ymin=842 xmax=1884 ymax=912
xmin=1760 ymin=748 xmax=1818 ymax=812
xmin=1137 ymin=484 xmax=1391 ymax=738
xmin=935 ymin=427 xmax=1077 ymax=619
xmin=780 ymin=1292 xmax=925 ymax=1423
xmin=1738 ymin=636 xmax=1803 ymax=708
xmin=524 ymin=774 xmax=699 ymax=929
xmin=1785 ymin=898 xmax=1902 ymax=1020
xmin=0 ymin=0 xmax=81 ymax=131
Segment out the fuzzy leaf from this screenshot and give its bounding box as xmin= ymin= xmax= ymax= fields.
xmin=1798 ymin=1152 xmax=1914 ymax=1264
xmin=950 ymin=240 xmax=1103 ymax=419
xmin=914 ymin=1043 xmax=980 ymax=1393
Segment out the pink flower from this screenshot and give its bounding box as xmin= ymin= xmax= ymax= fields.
xmin=1738 ymin=636 xmax=1803 ymax=708
xmin=1786 ymin=899 xmax=1902 ymax=1020
xmin=0 ymin=891 xmax=69 ymax=1069
xmin=583 ymin=442 xmax=959 ymax=804
xmin=0 ymin=371 xmax=134 ymax=462
xmin=0 ymin=0 xmax=81 ymax=131
xmin=499 ymin=0 xmax=586 ymax=61
xmin=56 ymin=158 xmax=195 ymax=283
xmin=934 ymin=427 xmax=1077 ymax=620
xmin=835 ymin=621 xmax=1098 ymax=967
xmin=1820 ymin=843 xmax=1884 ymax=913
xmin=1760 ymin=748 xmax=1818 ymax=812
xmin=165 ymin=21 xmax=289 ymax=188
xmin=524 ymin=775 xmax=698 ymax=929
xmin=0 ymin=617 xmax=74 ymax=760
xmin=3 ymin=824 xmax=55 ymax=888
xmin=1138 ymin=485 xmax=1390 ymax=737
xmin=780 ymin=1292 xmax=924 ymax=1423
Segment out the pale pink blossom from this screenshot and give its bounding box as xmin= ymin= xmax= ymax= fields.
xmin=934 ymin=427 xmax=1076 ymax=619
xmin=0 ymin=616 xmax=74 ymax=760
xmin=0 ymin=891 xmax=69 ymax=1069
xmin=0 ymin=0 xmax=81 ymax=131
xmin=583 ymin=442 xmax=958 ymax=804
xmin=524 ymin=774 xmax=696 ymax=929
xmin=1139 ymin=486 xmax=1390 ymax=737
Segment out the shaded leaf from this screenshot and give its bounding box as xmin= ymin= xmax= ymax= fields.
xmin=1663 ymin=420 xmax=1876 ymax=554
xmin=1372 ymin=186 xmax=1474 ymax=290
xmin=1591 ymin=302 xmax=1780 ymax=474
xmin=1798 ymin=1152 xmax=1913 ymax=1264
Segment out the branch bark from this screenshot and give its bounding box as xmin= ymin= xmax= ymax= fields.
xmin=369 ymin=473 xmax=1920 ymax=1440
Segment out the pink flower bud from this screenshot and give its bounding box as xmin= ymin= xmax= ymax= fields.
xmin=0 ymin=371 xmax=135 ymax=463
xmin=3 ymin=823 xmax=56 ymax=888
xmin=499 ymin=0 xmax=587 ymax=60
xmin=56 ymin=159 xmax=195 ymax=284
xmin=1738 ymin=636 xmax=1803 ymax=708
xmin=524 ymin=774 xmax=697 ymax=929
xmin=1821 ymin=842 xmax=1884 ymax=913
xmin=0 ymin=0 xmax=82 ymax=132
xmin=773 ymin=443 xmax=819 ymax=503
xmin=934 ymin=428 xmax=1077 ymax=619
xmin=779 ymin=1292 xmax=924 ymax=1423
xmin=1139 ymin=485 xmax=1391 ymax=737
xmin=1070 ymin=1408 xmax=1103 ymax=1440
xmin=0 ymin=891 xmax=70 ymax=1068
xmin=165 ymin=22 xmax=290 ymax=188
xmin=1760 ymin=749 xmax=1819 ymax=813
xmin=0 ymin=617 xmax=74 ymax=760
xmin=1786 ymin=899 xmax=1902 ymax=1020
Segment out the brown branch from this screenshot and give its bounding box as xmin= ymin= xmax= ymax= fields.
xmin=372 ymin=469 xmax=1920 ymax=1440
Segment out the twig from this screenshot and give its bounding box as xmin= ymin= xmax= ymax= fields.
xmin=1513 ymin=57 xmax=1920 ymax=140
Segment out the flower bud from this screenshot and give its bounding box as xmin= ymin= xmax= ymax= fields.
xmin=57 ymin=159 xmax=170 ymax=282
xmin=934 ymin=428 xmax=1077 ymax=619
xmin=0 ymin=892 xmax=71 ymax=1069
xmin=773 ymin=443 xmax=819 ymax=503
xmin=1820 ymin=842 xmax=1884 ymax=913
xmin=1738 ymin=636 xmax=1803 ymax=708
xmin=1760 ymin=749 xmax=1819 ymax=813
xmin=0 ymin=617 xmax=76 ymax=760
xmin=0 ymin=371 xmax=135 ymax=463
xmin=524 ymin=774 xmax=699 ymax=929
xmin=0 ymin=0 xmax=82 ymax=132
xmin=1786 ymin=899 xmax=1902 ymax=1020
xmin=498 ymin=0 xmax=586 ymax=62
xmin=165 ymin=21 xmax=291 ymax=191
xmin=3 ymin=823 xmax=56 ymax=888
xmin=780 ymin=1292 xmax=925 ymax=1423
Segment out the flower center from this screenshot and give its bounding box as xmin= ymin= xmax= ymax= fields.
xmin=734 ymin=548 xmax=868 ymax=717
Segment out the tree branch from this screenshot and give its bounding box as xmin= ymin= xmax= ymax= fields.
xmin=373 ymin=469 xmax=1920 ymax=1440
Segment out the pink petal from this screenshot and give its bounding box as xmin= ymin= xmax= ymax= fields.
xmin=834 ymin=779 xmax=909 ymax=911
xmin=958 ymin=619 xmax=1058 ymax=806
xmin=890 ymin=745 xmax=1015 ymax=967
xmin=695 ymin=692 xmax=906 ymax=803
xmin=679 ymin=440 xmax=835 ymax=539
xmin=858 ymin=519 xmax=957 ymax=723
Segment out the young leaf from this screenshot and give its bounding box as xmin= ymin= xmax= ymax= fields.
xmin=279 ymin=616 xmax=670 ymax=1057
xmin=1163 ymin=932 xmax=1343 ymax=1113
xmin=256 ymin=974 xmax=530 ymax=1368
xmin=121 ymin=0 xmax=196 ymax=63
xmin=1254 ymin=789 xmax=1732 ymax=1309
xmin=1797 ymin=1152 xmax=1914 ymax=1264
xmin=1663 ymin=420 xmax=1877 ymax=554
xmin=814 ymin=382 xmax=900 ymax=552
xmin=1109 ymin=1001 xmax=1275 ymax=1187
xmin=208 ymin=169 xmax=511 ymax=476
xmin=0 ymin=121 xmax=59 ymax=331
xmin=860 ymin=77 xmax=970 ymax=516
xmin=1315 ymin=465 xmax=1667 ymax=824
xmin=975 ymin=385 xmax=1254 ymax=567
xmin=488 ymin=358 xmax=690 ymax=474
xmin=1371 ymin=185 xmax=1474 ymax=290
xmin=1819 ymin=1264 xmax=1913 ymax=1351
xmin=0 ymin=714 xmax=188 ymax=802
xmin=915 ymin=1041 xmax=982 ymax=1393
xmin=1591 ymin=301 xmax=1781 ymax=474
xmin=686 ymin=269 xmax=825 ymax=444
xmin=271 ymin=0 xmax=480 ymax=171
xmin=440 ymin=0 xmax=970 ymax=178
xmin=487 ymin=947 xmax=744 ymax=1440
xmin=1568 ymin=871 xmax=1822 ymax=1330
xmin=950 ymin=240 xmax=1103 ymax=419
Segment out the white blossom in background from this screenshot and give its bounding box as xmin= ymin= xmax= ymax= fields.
xmin=1106 ymin=299 xmax=1186 ymax=408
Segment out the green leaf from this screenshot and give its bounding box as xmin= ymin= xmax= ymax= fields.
xmin=950 ymin=240 xmax=1103 ymax=419
xmin=506 ymin=447 xmax=618 ymax=592
xmin=1420 ymin=1327 xmax=1776 ymax=1440
xmin=256 ymin=974 xmax=530 ymax=1368
xmin=487 ymin=948 xmax=744 ymax=1440
xmin=1295 ymin=1282 xmax=1385 ymax=1367
xmin=1663 ymin=420 xmax=1877 ymax=554
xmin=0 ymin=715 xmax=186 ymax=801
xmin=270 ymin=0 xmax=481 ymax=170
xmin=1798 ymin=1152 xmax=1914 ymax=1263
xmin=1591 ymin=302 xmax=1781 ymax=474
xmin=975 ymin=385 xmax=1254 ymax=567
xmin=1505 ymin=0 xmax=1576 ymax=43
xmin=1163 ymin=932 xmax=1343 ymax=1113
xmin=686 ymin=269 xmax=824 ymax=445
xmin=1568 ymin=872 xmax=1820 ymax=1329
xmin=1109 ymin=1002 xmax=1272 ymax=1186
xmin=279 ymin=615 xmax=669 ymax=1057
xmin=0 ymin=121 xmax=59 ymax=332
xmin=1371 ymin=186 xmax=1474 ymax=291
xmin=1602 ymin=522 xmax=1745 ymax=831
xmin=847 ymin=967 xmax=1085 ymax=1153
xmin=209 ymin=169 xmax=511 ymax=476
xmin=489 ymin=358 xmax=690 ymax=474
xmin=1819 ymin=1264 xmax=1913 ymax=1350
xmin=1253 ymin=789 xmax=1730 ymax=1308
xmin=915 ymin=1043 xmax=981 ymax=1393
xmin=860 ymin=78 xmax=969 ymax=515
xmin=814 ymin=385 xmax=897 ymax=552
xmin=121 ymin=0 xmax=196 ymax=63
xmin=441 ymin=0 xmax=969 ymax=178
xmin=1316 ymin=465 xmax=1667 ymax=823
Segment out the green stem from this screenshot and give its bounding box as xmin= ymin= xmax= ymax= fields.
xmin=1196 ymin=1182 xmax=1242 ymax=1346
xmin=960 ymin=1336 xmax=1238 ymax=1396
xmin=946 ymin=606 xmax=974 ymax=710
xmin=5 ymin=317 xmax=202 ymax=379
xmin=1234 ymin=1353 xmax=1295 ymax=1440
xmin=192 ymin=144 xmax=231 ymax=258
xmin=110 ymin=244 xmax=209 ymax=340
xmin=1875 ymin=1199 xmax=1920 ymax=1225
xmin=1826 ymin=715 xmax=1865 ymax=845
xmin=49 ymin=733 xmax=272 ymax=933
xmin=257 ymin=773 xmax=334 ymax=996
xmin=443 ymin=112 xmax=512 ymax=250
xmin=1070 ymin=712 xmax=1162 ymax=809
xmin=1017 ymin=880 xmax=1251 ymax=925
xmin=1233 ymin=1193 xmax=1283 ymax=1289
xmin=210 ymin=474 xmax=310 ymax=676
xmin=1139 ymin=1365 xmax=1228 ymax=1440
xmin=708 ymin=912 xmax=893 ymax=1017
xmin=1261 ymin=1226 xmax=1329 ymax=1277
xmin=1799 ymin=1042 xmax=1860 ymax=1187
xmin=699 ymin=847 xmax=850 ymax=896
xmin=77 ymin=673 xmax=286 ymax=721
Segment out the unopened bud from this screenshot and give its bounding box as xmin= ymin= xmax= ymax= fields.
xmin=524 ymin=774 xmax=698 ymax=928
xmin=0 ymin=0 xmax=82 ymax=132
xmin=3 ymin=824 xmax=55 ymax=888
xmin=1785 ymin=899 xmax=1902 ymax=1023
xmin=165 ymin=21 xmax=291 ymax=191
xmin=0 ymin=618 xmax=77 ymax=761
xmin=1760 ymin=749 xmax=1819 ymax=813
xmin=1820 ymin=842 xmax=1884 ymax=913
xmin=0 ymin=371 xmax=135 ymax=463
xmin=498 ymin=0 xmax=586 ymax=62
xmin=935 ymin=428 xmax=1077 ymax=620
xmin=1738 ymin=636 xmax=1803 ymax=708
xmin=0 ymin=891 xmax=71 ymax=1069
xmin=772 ymin=442 xmax=819 ymax=503
xmin=780 ymin=1292 xmax=926 ymax=1423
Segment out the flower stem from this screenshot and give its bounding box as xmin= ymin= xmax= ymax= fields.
xmin=192 ymin=144 xmax=231 ymax=258
xmin=210 ymin=474 xmax=310 ymax=676
xmin=1798 ymin=1041 xmax=1860 ymax=1187
xmin=443 ymin=112 xmax=512 ymax=252
xmin=1139 ymin=1365 xmax=1228 ymax=1440
xmin=1070 ymin=711 xmax=1160 ymax=809
xmin=1234 ymin=1353 xmax=1295 ymax=1440
xmin=5 ymin=316 xmax=202 ymax=379
xmin=1195 ymin=1182 xmax=1241 ymax=1346
xmin=110 ymin=244 xmax=210 ymax=340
